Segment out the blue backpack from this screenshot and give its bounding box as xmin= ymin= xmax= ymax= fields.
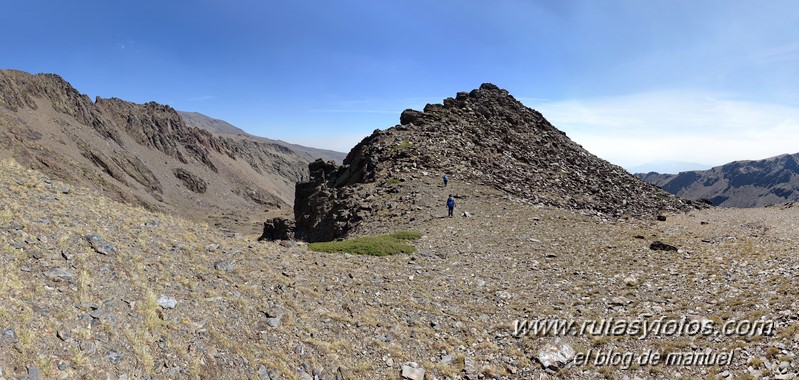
xmin=447 ymin=198 xmax=455 ymax=208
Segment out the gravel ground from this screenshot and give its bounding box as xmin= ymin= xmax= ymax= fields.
xmin=1 ymin=159 xmax=797 ymax=380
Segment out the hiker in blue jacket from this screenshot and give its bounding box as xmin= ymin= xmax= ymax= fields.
xmin=447 ymin=194 xmax=455 ymax=217
xmin=443 ymin=174 xmax=449 ymax=187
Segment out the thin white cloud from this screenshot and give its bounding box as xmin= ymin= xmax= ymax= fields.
xmin=530 ymin=91 xmax=799 ymax=170
xmin=749 ymin=43 xmax=799 ymax=65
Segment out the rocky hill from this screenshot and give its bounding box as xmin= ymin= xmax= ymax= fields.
xmin=177 ymin=111 xmax=346 ymax=165
xmin=636 ymin=153 xmax=799 ymax=207
xmin=294 ymin=83 xmax=698 ymax=242
xmin=0 ymin=69 xmax=317 ymax=234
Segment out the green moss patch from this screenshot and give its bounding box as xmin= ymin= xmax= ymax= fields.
xmin=308 ymin=231 xmax=422 ymax=256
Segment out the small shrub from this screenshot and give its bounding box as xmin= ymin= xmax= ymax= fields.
xmin=308 ymin=231 xmax=422 ymax=256
xmin=386 ymin=178 xmax=401 ymax=186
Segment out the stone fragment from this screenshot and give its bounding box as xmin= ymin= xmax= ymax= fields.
xmin=85 ymin=234 xmax=117 ymax=255
xmin=44 ymin=267 xmax=74 ymax=280
xmin=214 ymin=260 xmax=234 ymax=272
xmin=537 ymin=339 xmax=575 ymax=370
xmin=158 ymin=295 xmax=177 ymax=309
xmin=650 ymin=241 xmax=678 ymax=251
xmin=400 ymin=364 xmax=425 ymax=380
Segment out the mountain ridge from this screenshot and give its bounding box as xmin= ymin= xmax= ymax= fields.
xmin=0 ymin=69 xmax=319 ymax=234
xmin=635 ymin=152 xmax=799 ymax=207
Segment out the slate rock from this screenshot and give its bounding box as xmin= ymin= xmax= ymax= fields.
xmin=84 ymin=234 xmax=117 ymax=255
xmin=44 ymin=267 xmax=74 ymax=280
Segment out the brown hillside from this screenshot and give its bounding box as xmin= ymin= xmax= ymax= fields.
xmin=0 ymin=69 xmax=309 ymax=235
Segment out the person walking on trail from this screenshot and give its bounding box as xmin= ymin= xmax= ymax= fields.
xmin=447 ymin=194 xmax=455 ymax=217
xmin=443 ymin=174 xmax=449 ymax=187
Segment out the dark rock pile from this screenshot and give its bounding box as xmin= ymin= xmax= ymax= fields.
xmin=294 ymin=83 xmax=699 ymax=242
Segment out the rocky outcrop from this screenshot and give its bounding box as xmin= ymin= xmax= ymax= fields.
xmin=96 ymin=98 xmax=222 ymax=172
xmin=294 ymin=83 xmax=698 ymax=242
xmin=636 ymin=153 xmax=799 ymax=207
xmin=258 ymin=217 xmax=296 ymax=241
xmin=173 ymin=168 xmax=207 ymax=194
xmin=294 ymin=159 xmax=371 ymax=242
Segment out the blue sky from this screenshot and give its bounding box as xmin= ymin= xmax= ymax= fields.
xmin=2 ymin=1 xmax=798 ymax=172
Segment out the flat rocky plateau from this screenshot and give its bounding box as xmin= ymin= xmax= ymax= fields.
xmin=1 ymin=159 xmax=798 ymax=380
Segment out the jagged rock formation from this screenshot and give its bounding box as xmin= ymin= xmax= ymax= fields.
xmin=294 ymin=83 xmax=697 ymax=242
xmin=0 ymin=69 xmax=314 ymax=233
xmin=636 ymin=153 xmax=799 ymax=207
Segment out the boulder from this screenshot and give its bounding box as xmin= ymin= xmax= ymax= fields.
xmin=258 ymin=217 xmax=296 ymax=241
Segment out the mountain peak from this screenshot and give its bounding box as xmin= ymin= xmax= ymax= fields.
xmin=294 ymin=84 xmax=698 ymax=242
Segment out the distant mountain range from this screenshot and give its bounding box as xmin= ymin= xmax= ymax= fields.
xmin=627 ymin=160 xmax=711 ymax=175
xmin=178 ymin=111 xmax=345 ymax=164
xmin=636 ymin=153 xmax=799 ymax=207
xmin=0 ymin=69 xmax=345 ymax=234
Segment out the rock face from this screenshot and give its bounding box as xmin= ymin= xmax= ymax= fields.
xmin=294 ymin=159 xmax=373 ymax=242
xmin=0 ymin=69 xmax=319 ymax=233
xmin=173 ymin=168 xmax=207 ymax=194
xmin=636 ymin=153 xmax=799 ymax=207
xmin=294 ymin=83 xmax=696 ymax=242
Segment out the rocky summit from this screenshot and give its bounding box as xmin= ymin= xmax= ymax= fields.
xmin=295 ymin=83 xmax=698 ymax=242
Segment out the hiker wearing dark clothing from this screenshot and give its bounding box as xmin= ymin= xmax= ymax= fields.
xmin=443 ymin=175 xmax=449 ymax=187
xmin=447 ymin=194 xmax=455 ymax=217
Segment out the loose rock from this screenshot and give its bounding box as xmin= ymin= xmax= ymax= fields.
xmin=650 ymin=241 xmax=678 ymax=251
xmin=84 ymin=234 xmax=117 ymax=255
xmin=400 ymin=364 xmax=425 ymax=380
xmin=158 ymin=295 xmax=177 ymax=309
